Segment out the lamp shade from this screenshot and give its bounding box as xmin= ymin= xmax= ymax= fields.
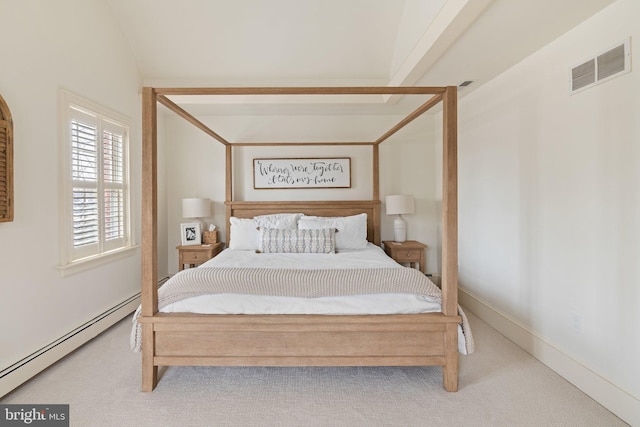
xmin=182 ymin=198 xmax=211 ymax=218
xmin=385 ymin=195 xmax=415 ymax=215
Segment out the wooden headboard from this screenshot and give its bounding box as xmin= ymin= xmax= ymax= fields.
xmin=225 ymin=200 xmax=381 ymax=245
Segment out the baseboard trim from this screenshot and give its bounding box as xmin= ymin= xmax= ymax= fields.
xmin=0 ymin=293 xmax=140 ymax=398
xmin=459 ymin=288 xmax=639 ymax=426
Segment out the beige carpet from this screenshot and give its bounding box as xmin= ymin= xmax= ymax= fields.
xmin=1 ymin=311 xmax=626 ymax=427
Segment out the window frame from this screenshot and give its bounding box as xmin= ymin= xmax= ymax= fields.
xmin=58 ymin=90 xmax=134 ymax=275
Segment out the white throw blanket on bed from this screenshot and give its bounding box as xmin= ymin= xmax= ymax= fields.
xmin=131 ymin=267 xmax=474 ymax=354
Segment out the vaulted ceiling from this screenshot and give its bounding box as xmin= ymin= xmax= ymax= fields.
xmin=105 ymin=0 xmax=616 ymax=118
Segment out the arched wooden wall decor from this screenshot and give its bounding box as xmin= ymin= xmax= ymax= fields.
xmin=0 ymin=94 xmax=13 ymax=223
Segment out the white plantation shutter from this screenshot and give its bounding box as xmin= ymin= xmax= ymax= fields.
xmin=73 ymin=188 xmax=99 ymax=246
xmin=102 ymin=122 xmax=126 ymax=251
xmin=62 ymin=94 xmax=131 ymax=265
xmin=71 ymin=115 xmax=99 ymax=257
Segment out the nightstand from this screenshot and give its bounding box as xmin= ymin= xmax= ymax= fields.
xmin=382 ymin=240 xmax=427 ymax=274
xmin=177 ymin=242 xmax=224 ymax=271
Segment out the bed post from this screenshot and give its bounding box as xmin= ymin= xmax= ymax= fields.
xmin=441 ymin=86 xmax=458 ymax=314
xmin=141 ymin=87 xmax=158 ymax=391
xmin=372 ymin=143 xmax=381 ymax=244
xmin=372 ymin=143 xmax=379 ymax=201
xmin=441 ymin=86 xmax=459 ymax=391
xmin=225 ymin=144 xmax=233 ymax=243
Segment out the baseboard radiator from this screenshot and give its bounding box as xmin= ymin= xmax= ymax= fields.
xmin=0 ymin=279 xmax=168 ymax=398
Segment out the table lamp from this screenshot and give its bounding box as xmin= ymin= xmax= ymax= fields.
xmin=182 ymin=197 xmax=211 ymax=231
xmin=385 ymin=195 xmax=415 ymax=242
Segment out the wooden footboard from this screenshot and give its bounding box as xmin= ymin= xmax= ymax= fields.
xmin=139 ymin=312 xmax=460 ymax=392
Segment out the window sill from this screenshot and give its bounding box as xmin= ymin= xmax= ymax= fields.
xmin=57 ymin=245 xmax=140 ymax=278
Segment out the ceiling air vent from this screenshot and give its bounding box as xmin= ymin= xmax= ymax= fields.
xmin=570 ymin=37 xmax=631 ymax=94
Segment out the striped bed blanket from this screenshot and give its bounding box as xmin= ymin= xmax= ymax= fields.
xmin=131 ymin=267 xmax=474 ymax=354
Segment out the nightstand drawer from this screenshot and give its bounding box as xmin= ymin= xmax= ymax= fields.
xmin=382 ymin=240 xmax=427 ymax=274
xmin=394 ymin=250 xmax=421 ymax=262
xmin=182 ymin=251 xmax=209 ymax=263
xmin=177 ymin=243 xmax=224 ymax=271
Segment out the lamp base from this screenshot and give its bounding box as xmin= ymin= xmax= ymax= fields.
xmin=393 ymin=215 xmax=407 ymax=242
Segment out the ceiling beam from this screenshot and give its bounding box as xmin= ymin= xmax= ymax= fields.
xmin=385 ymin=0 xmax=493 ymax=103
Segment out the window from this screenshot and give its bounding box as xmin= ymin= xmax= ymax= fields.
xmin=59 ymin=90 xmax=132 ymax=271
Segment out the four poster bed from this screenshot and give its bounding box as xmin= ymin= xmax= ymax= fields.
xmin=137 ymin=86 xmax=469 ymax=392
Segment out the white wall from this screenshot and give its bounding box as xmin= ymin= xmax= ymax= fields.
xmin=0 ymin=0 xmax=141 ymax=385
xmin=455 ymin=0 xmax=639 ymax=419
xmin=163 ymin=116 xmax=226 ymax=275
xmin=163 ymin=112 xmax=439 ymax=275
xmin=380 ymin=114 xmax=439 ymax=273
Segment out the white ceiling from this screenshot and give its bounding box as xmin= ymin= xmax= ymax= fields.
xmin=106 ymin=0 xmax=616 ymax=117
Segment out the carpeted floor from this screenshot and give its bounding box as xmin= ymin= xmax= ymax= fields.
xmin=1 ymin=311 xmax=627 ymax=426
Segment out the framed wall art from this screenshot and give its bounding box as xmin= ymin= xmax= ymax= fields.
xmin=253 ymin=157 xmax=351 ymax=189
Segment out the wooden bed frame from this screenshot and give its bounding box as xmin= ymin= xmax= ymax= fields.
xmin=139 ymin=86 xmax=459 ymax=392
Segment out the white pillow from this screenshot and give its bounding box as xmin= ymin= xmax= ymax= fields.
xmin=229 ymin=213 xmax=304 ymax=250
xmin=254 ymin=213 xmax=303 ymax=230
xmin=229 ymin=217 xmax=260 ymax=250
xmin=298 ymin=213 xmax=368 ymax=250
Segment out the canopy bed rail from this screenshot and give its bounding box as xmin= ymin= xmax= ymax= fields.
xmin=140 ymin=86 xmax=459 ymax=392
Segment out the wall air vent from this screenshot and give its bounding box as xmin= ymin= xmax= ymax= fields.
xmin=570 ymin=37 xmax=631 ymax=94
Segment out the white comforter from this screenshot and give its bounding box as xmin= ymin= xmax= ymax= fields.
xmin=165 ymin=244 xmax=440 ymax=315
xmin=199 ymin=243 xmax=400 ymax=270
xmin=154 ymin=244 xmax=469 ymax=354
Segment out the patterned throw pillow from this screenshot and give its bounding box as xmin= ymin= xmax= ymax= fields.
xmin=260 ymin=228 xmax=335 ymax=254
